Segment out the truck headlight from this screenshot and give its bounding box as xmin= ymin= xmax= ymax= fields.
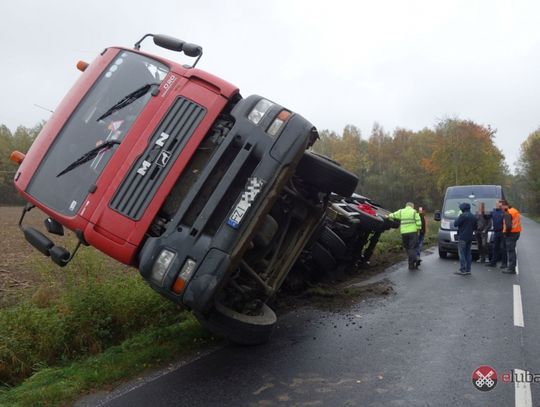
xmin=441 ymin=219 xmax=451 ymax=230
xmin=172 ymin=258 xmax=197 ymax=294
xmin=151 ymin=249 xmax=176 ymax=285
xmin=267 ymin=110 xmax=291 ymax=137
xmin=248 ymin=99 xmax=274 ymax=125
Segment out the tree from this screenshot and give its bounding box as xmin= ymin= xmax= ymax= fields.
xmin=517 ymin=129 xmax=540 ymax=214
xmin=312 ymin=119 xmax=508 ymax=211
xmin=427 ymin=119 xmax=506 ymax=191
xmin=0 ymin=125 xmax=14 ymax=184
xmin=0 ymin=122 xmax=43 ymax=204
xmin=313 ymin=125 xmax=370 ymax=190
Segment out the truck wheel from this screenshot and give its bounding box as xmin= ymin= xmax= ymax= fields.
xmin=438 ymin=248 xmax=447 ymax=259
xmin=318 ymin=226 xmax=347 ymax=260
xmin=296 ymin=151 xmax=358 ymax=197
xmin=311 ymin=241 xmax=337 ymax=273
xmin=197 ymin=301 xmax=277 ymax=345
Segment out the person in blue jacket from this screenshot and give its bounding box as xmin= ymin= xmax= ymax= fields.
xmin=454 ymin=202 xmax=478 ymax=275
xmin=485 ymin=200 xmax=507 ymax=268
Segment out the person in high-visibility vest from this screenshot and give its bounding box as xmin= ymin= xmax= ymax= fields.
xmin=389 ymin=202 xmax=423 ymax=270
xmin=501 ymin=200 xmax=522 ymax=274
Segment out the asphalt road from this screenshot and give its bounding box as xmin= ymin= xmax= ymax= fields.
xmin=83 ymin=217 xmax=540 ymax=407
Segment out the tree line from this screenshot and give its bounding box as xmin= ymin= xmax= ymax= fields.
xmin=0 ymin=123 xmax=42 ymax=204
xmin=0 ymin=119 xmax=537 ymax=216
xmin=514 ymin=128 xmax=540 ymax=214
xmin=312 ymin=118 xmax=510 ymax=211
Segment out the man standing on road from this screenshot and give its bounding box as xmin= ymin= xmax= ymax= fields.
xmin=454 ymin=202 xmax=478 ymax=275
xmin=485 ymin=200 xmax=506 ymax=268
xmin=389 ymin=202 xmax=422 ymax=270
xmin=501 ymin=200 xmax=522 ymax=274
xmin=475 ymin=202 xmax=491 ymax=263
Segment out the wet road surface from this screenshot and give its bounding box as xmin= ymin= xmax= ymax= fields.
xmin=81 ymin=217 xmax=540 ymax=407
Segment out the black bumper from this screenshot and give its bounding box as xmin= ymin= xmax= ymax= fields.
xmin=138 ymin=95 xmax=315 ymax=313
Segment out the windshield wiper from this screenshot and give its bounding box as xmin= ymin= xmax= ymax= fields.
xmin=96 ymin=83 xmax=159 ymax=122
xmin=57 ymin=140 xmax=121 ymax=177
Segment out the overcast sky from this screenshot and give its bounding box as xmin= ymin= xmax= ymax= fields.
xmin=2 ymin=0 xmax=539 ymax=170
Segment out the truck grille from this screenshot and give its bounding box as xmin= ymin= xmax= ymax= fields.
xmin=110 ymin=97 xmax=206 ymax=219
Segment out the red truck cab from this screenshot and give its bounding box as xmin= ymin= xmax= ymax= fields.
xmin=15 ymin=43 xmax=237 ymax=265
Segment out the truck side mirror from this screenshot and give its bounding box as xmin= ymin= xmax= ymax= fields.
xmin=22 ymin=226 xmax=54 ymax=256
xmin=134 ymin=33 xmax=204 ymax=68
xmin=182 ymin=43 xmax=202 ymax=57
xmin=50 ymin=245 xmax=71 ymax=267
xmin=434 ymin=210 xmax=441 ymax=221
xmin=153 ymin=34 xmax=185 ymax=52
xmin=44 ymin=217 xmax=64 ymax=236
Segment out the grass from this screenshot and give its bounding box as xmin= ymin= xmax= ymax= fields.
xmin=0 ymin=316 xmax=213 ymax=407
xmin=0 ymin=246 xmax=216 ymax=406
xmin=529 ymin=215 xmax=540 ymax=224
xmin=373 ymin=216 xmax=439 ymax=257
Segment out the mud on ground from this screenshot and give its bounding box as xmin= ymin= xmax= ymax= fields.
xmin=274 ymin=249 xmax=406 ymax=313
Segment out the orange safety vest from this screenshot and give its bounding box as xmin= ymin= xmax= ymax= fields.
xmin=503 ymin=207 xmax=522 ymax=233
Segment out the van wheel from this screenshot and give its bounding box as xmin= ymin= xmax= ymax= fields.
xmin=296 ymin=151 xmax=358 ymax=197
xmin=196 ymin=301 xmax=276 ymax=346
xmin=438 ymin=248 xmax=447 ymax=259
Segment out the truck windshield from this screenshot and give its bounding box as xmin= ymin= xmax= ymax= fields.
xmin=26 ymin=51 xmax=169 ymax=215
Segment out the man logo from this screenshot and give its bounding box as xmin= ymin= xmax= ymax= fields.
xmin=136 ymin=132 xmax=172 ymax=176
xmin=137 ymin=160 xmax=151 ymax=176
xmin=155 ymin=132 xmax=170 ymax=147
xmin=157 ymin=151 xmax=171 ymax=167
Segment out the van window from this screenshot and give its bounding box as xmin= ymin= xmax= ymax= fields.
xmin=443 ymin=198 xmax=499 ymax=219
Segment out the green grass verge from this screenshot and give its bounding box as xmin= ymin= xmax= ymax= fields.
xmin=0 ymin=246 xmax=216 ymax=407
xmin=373 ymin=216 xmax=438 ymax=257
xmin=528 ymin=215 xmax=540 ymax=224
xmin=0 ymin=315 xmax=214 ymax=407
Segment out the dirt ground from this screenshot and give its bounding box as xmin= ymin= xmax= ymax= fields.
xmin=0 ymin=206 xmax=75 ymax=305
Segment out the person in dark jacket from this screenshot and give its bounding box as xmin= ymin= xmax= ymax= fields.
xmin=475 ymin=202 xmax=492 ymax=263
xmin=454 ymin=202 xmax=478 ymax=275
xmin=485 ymin=200 xmax=507 ymax=268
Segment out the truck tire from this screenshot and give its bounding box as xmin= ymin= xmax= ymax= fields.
xmin=318 ymin=226 xmax=347 ymax=260
xmin=311 ymin=241 xmax=337 ymax=273
xmin=438 ymin=248 xmax=447 ymax=259
xmin=296 ymin=151 xmax=358 ymax=197
xmin=197 ymin=301 xmax=276 ymax=346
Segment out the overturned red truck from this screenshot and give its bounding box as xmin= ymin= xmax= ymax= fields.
xmin=10 ymin=34 xmax=357 ymax=344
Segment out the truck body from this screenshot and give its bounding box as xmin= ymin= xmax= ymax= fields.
xmin=11 ymin=35 xmax=357 ymax=344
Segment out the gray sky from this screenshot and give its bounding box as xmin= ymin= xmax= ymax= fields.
xmin=2 ymin=0 xmax=539 ymax=170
